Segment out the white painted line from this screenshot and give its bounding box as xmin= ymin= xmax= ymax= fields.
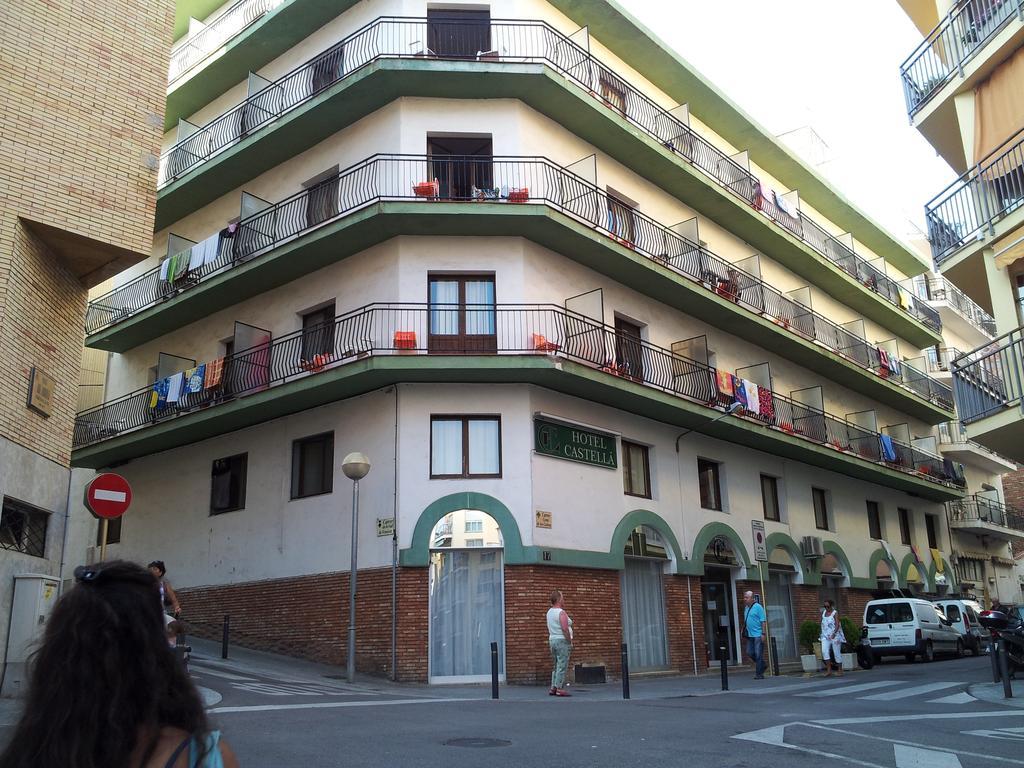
xmin=802 ymin=722 xmax=1024 ymax=765
xmin=196 ymin=685 xmax=222 ymax=708
xmin=733 ymin=725 xmax=890 ymax=768
xmin=859 ymin=682 xmax=963 ymax=701
xmin=209 ymin=697 xmax=472 ymax=714
xmin=815 ymin=710 xmax=1024 ymax=725
xmin=798 ymin=681 xmax=900 ymax=697
xmin=894 ymin=744 xmax=962 ymax=768
xmin=961 ymin=726 xmax=1024 ymax=741
xmin=929 ymin=692 xmax=976 ymax=705
xmin=93 ymin=489 xmax=126 ymax=502
xmin=188 ymin=664 xmax=256 ymax=682
xmin=740 ymin=679 xmax=840 ymax=695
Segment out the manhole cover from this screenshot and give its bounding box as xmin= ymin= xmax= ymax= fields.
xmin=444 ymin=738 xmax=512 ymax=748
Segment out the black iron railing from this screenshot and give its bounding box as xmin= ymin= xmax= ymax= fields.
xmin=90 ymin=155 xmax=953 ymax=408
xmin=73 ymin=302 xmax=963 ymax=490
xmin=156 ymin=16 xmax=940 ymax=333
xmin=926 ymin=126 xmax=1024 ymax=263
xmin=900 ymin=0 xmax=1024 ymax=116
xmin=911 ymin=275 xmax=996 ymax=337
xmin=947 ymin=494 xmax=1024 ymax=531
xmin=926 ymin=346 xmax=963 ymax=374
xmin=952 ymin=325 xmax=1024 ymax=421
xmin=168 ymin=0 xmax=284 ymax=83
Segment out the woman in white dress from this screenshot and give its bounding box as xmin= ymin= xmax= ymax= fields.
xmin=820 ymin=599 xmax=845 ymax=677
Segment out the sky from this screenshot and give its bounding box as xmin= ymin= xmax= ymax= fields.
xmin=618 ymin=0 xmax=957 ymax=243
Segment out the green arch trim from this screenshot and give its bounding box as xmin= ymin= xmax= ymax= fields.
xmin=867 ymin=548 xmax=901 ymax=588
xmin=765 ymin=532 xmax=812 ymax=585
xmin=926 ymin=556 xmax=956 ymax=590
xmin=607 ymin=509 xmax=685 ymax=572
xmin=680 ymin=521 xmax=752 ymax=575
xmin=399 ymin=492 xmax=525 ymax=566
xmin=900 ymin=552 xmax=929 ymax=589
xmin=818 ymin=540 xmax=868 ymax=588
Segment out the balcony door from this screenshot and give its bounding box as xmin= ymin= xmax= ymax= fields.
xmin=615 ymin=317 xmax=644 ymax=382
xmin=427 ymin=9 xmax=491 ymax=58
xmin=428 ymin=275 xmax=496 ymax=354
xmin=428 ymin=136 xmax=493 ymax=200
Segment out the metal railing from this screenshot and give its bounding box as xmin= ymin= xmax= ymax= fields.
xmin=952 ymin=325 xmax=1024 ymax=421
xmin=911 ymin=275 xmax=996 ymax=337
xmin=169 ymin=0 xmax=285 ymax=83
xmin=947 ymin=493 xmax=1024 ymax=531
xmin=927 ymin=346 xmax=963 ymax=374
xmin=90 ymin=155 xmax=953 ymax=408
xmin=156 ymin=16 xmax=940 ymax=332
xmin=926 ymin=126 xmax=1024 ymax=263
xmin=72 ymin=302 xmax=964 ymax=489
xmin=900 ymin=0 xmax=1024 ymax=116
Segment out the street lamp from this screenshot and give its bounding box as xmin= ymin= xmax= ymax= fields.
xmin=674 ymin=401 xmax=743 ymax=453
xmin=342 ymin=452 xmax=371 ymax=683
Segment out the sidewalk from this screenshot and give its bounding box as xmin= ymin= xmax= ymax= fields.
xmin=967 ymin=677 xmax=1024 ymax=708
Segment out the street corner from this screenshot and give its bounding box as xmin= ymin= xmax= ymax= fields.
xmin=967 ymin=679 xmax=1024 ymax=708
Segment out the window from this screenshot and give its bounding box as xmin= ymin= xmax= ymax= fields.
xmin=622 ymin=441 xmax=651 ymax=498
xmin=812 ymin=488 xmax=829 ymax=530
xmin=607 ymin=193 xmax=635 ymax=243
xmin=866 ymin=501 xmax=883 ymax=540
xmin=958 ymin=558 xmax=984 ymax=583
xmin=426 ymin=8 xmax=491 ymax=58
xmin=430 ymin=416 xmax=501 ymax=478
xmin=301 ymin=303 xmax=335 ymax=361
xmin=464 ymin=520 xmax=483 ymax=533
xmin=898 ymin=507 xmax=912 ymax=546
xmin=291 ymin=432 xmax=334 ymax=499
xmin=866 ymin=602 xmax=914 ymax=624
xmin=925 ymin=514 xmax=939 ymax=549
xmin=760 ymin=475 xmax=780 ymax=522
xmin=428 ymin=274 xmax=496 ymax=353
xmin=599 ymin=69 xmax=627 ymax=114
xmin=614 ymin=317 xmax=644 ymax=381
xmin=96 ymin=516 xmax=122 ymax=546
xmin=211 ymin=453 xmax=248 ymax=514
xmin=465 ymin=538 xmax=484 ymax=548
xmin=697 ymin=459 xmax=722 ymax=511
xmin=944 ymin=604 xmax=962 ymax=623
xmin=0 ymin=497 xmax=49 ymax=558
xmin=427 ymin=136 xmax=493 ymax=199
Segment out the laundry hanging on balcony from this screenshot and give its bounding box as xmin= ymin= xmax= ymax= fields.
xmin=149 ymin=377 xmax=171 ymax=410
xmin=184 ymin=364 xmax=206 ymax=393
xmin=166 ymin=372 xmax=185 ymax=404
xmin=878 ymin=433 xmax=898 ymax=462
xmin=942 ymin=458 xmax=965 ymax=484
xmin=204 ymin=358 xmax=225 ymax=390
xmin=773 ymin=191 xmax=799 ymax=219
xmin=739 ymin=379 xmax=760 ymax=416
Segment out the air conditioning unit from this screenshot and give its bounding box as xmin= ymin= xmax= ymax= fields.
xmin=801 ymin=536 xmax=824 ymax=559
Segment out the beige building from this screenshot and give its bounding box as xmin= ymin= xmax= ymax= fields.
xmin=0 ymin=0 xmax=173 ymax=670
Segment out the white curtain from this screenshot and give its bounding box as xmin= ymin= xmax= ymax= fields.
xmin=468 ymin=419 xmax=499 ymax=475
xmin=431 ymin=420 xmax=462 ymax=475
xmin=429 ymin=550 xmax=504 ymax=677
xmin=464 ymin=280 xmax=495 ymax=335
xmin=766 ymin=572 xmax=797 ymax=661
xmin=621 ymin=559 xmax=668 ymax=669
xmin=429 ymin=280 xmax=459 ymax=335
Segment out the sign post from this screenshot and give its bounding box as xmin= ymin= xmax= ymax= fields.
xmin=751 ymin=520 xmax=774 ymax=676
xmin=84 ymin=473 xmax=132 ymax=562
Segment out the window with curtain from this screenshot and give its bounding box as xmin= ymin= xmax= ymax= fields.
xmin=607 ymin=194 xmax=635 ymax=242
xmin=428 ymin=274 xmax=496 ymax=352
xmin=926 ymin=514 xmax=939 ymax=549
xmin=866 ymin=500 xmax=883 ymax=540
xmin=301 ymin=303 xmax=335 ymax=360
xmin=898 ymin=507 xmax=912 ymax=545
xmin=621 ymin=557 xmax=668 ymax=670
xmin=211 ymin=453 xmax=248 ymax=514
xmin=697 ymin=459 xmax=722 ymax=511
xmin=290 ymin=432 xmax=334 ymax=499
xmin=812 ymin=488 xmax=830 ymax=530
xmin=622 ymin=441 xmax=651 ymax=498
xmin=760 ymin=475 xmax=780 ymax=521
xmin=431 ymin=416 xmax=501 ymax=478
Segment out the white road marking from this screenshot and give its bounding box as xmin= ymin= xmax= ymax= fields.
xmin=188 ymin=664 xmax=257 ymax=682
xmin=209 ymin=697 xmax=472 ymax=714
xmin=859 ymin=682 xmax=963 ymax=701
xmin=928 ymin=692 xmax=976 ymax=704
xmin=798 ymin=681 xmax=899 ymax=697
xmin=802 ymin=722 xmax=1024 ymax=765
xmin=961 ymin=726 xmax=1024 ymax=741
xmin=893 ymin=744 xmax=962 ymax=768
xmin=740 ymin=679 xmax=841 ymax=695
xmin=733 ymin=725 xmax=891 ymax=768
xmin=815 ymin=710 xmax=1024 ymax=725
xmin=196 ymin=685 xmax=222 ymax=708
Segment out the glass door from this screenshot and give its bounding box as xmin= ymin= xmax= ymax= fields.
xmin=621 ymin=558 xmax=668 ymax=669
xmin=702 ymin=572 xmax=736 ymax=663
xmin=766 ymin=571 xmax=797 ymax=661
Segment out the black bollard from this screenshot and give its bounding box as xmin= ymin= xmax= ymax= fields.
xmin=1000 ymin=641 xmax=1013 ymax=699
xmin=992 ymin=637 xmax=1001 ymax=683
xmin=621 ymin=643 xmax=630 ymax=699
xmin=221 ymin=614 xmax=230 ymax=660
xmin=770 ymin=636 xmax=780 ymax=678
xmin=720 ymin=646 xmax=728 ymax=691
xmin=490 ymin=642 xmax=499 ymax=700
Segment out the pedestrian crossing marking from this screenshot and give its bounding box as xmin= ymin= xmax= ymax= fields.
xmin=859 ymin=682 xmax=962 ymax=701
xmin=928 ymin=692 xmax=975 ymax=705
xmin=798 ymin=680 xmax=901 ymax=697
xmin=893 ymin=744 xmax=962 ymax=768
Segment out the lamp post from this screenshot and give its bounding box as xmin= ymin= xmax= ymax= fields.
xmin=342 ymin=452 xmax=371 ymax=683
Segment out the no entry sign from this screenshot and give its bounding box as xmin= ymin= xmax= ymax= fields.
xmin=85 ymin=473 xmax=132 ymax=520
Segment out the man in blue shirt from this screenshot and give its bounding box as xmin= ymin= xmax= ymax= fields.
xmin=743 ymin=590 xmax=767 ymax=679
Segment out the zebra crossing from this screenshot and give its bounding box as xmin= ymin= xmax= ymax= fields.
xmin=742 ymin=677 xmax=976 ymax=704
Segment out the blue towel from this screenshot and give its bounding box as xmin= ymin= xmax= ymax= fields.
xmin=879 ymin=434 xmax=897 ymax=462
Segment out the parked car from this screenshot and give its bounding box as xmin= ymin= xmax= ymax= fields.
xmin=863 ymin=597 xmax=963 ymax=662
xmin=933 ymin=598 xmax=986 ymax=655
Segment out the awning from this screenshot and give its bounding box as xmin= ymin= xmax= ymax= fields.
xmin=930 ymin=548 xmax=944 ymax=573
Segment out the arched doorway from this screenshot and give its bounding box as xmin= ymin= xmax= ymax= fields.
xmin=876 ymin=558 xmax=896 ymax=590
xmin=700 ymin=533 xmax=744 ymax=665
xmin=621 ymin=525 xmax=672 ymax=670
xmin=428 ymin=509 xmax=504 ymax=683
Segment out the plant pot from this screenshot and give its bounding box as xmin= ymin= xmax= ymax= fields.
xmin=801 ymin=654 xmax=819 ymax=673
xmin=812 ymin=641 xmax=823 ymax=659
xmin=841 ymin=652 xmax=855 ymax=670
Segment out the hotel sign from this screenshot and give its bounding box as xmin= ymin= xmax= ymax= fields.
xmin=534 ymin=418 xmax=617 ymax=469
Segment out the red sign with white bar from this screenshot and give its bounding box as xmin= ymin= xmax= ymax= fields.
xmin=85 ymin=473 xmax=132 ymax=520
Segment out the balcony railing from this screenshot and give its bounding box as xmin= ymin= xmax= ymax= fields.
xmin=926 ymin=126 xmax=1024 ymax=264
xmin=900 ymin=0 xmax=1024 ymax=116
xmin=911 ymin=275 xmax=996 ymax=337
xmin=927 ymin=346 xmax=963 ymax=374
xmin=947 ymin=493 xmax=1024 ymax=531
xmin=952 ymin=325 xmax=1024 ymax=421
xmin=169 ymin=0 xmax=285 ymax=83
xmin=72 ymin=302 xmax=964 ymax=490
xmin=156 ymin=16 xmax=940 ymax=333
xmin=89 ymin=155 xmax=954 ymax=409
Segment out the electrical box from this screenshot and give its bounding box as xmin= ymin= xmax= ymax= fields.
xmin=2 ymin=573 xmax=60 ymax=698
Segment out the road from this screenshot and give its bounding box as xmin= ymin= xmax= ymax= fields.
xmin=3 ymin=650 xmax=1022 ymax=766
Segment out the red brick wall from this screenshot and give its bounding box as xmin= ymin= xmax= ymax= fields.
xmin=664 ymin=574 xmax=708 ymax=674
xmin=1004 ymin=468 xmax=1024 ymax=557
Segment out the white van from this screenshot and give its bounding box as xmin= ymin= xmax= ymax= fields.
xmin=933 ymin=598 xmax=986 ymax=656
xmin=863 ymin=598 xmax=963 ymax=662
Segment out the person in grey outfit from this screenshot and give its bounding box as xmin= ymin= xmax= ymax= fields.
xmin=546 ymin=590 xmax=574 ymax=696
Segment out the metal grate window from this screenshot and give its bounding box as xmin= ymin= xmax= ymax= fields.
xmin=0 ymin=497 xmax=49 ymax=558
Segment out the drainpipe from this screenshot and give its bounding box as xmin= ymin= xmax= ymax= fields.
xmin=57 ymin=468 xmax=75 ymax=594
xmin=391 ymin=385 xmax=400 ymax=681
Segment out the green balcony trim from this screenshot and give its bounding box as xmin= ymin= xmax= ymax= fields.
xmin=608 ymin=509 xmax=686 ymax=571
xmin=821 ymin=540 xmax=864 ymax=589
xmin=400 ymin=492 xmax=525 ymax=567
xmin=167 ymin=0 xmax=356 ymax=130
xmin=867 ymin=547 xmax=903 ymax=589
xmin=155 ymin=59 xmax=941 ymax=349
xmin=764 ymin=532 xmax=816 ymax=585
xmin=547 ymin=0 xmax=927 ymax=278
xmin=678 ymin=522 xmax=753 ymax=575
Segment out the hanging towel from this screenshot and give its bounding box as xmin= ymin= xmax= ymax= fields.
xmin=188 ymin=244 xmax=204 ymax=271
xmin=166 ymin=372 xmax=185 ymax=404
xmin=716 ymin=370 xmax=735 ymax=396
xmin=185 ymin=364 xmax=206 ymax=394
xmin=151 ymin=377 xmax=170 ymax=410
xmin=758 ymin=386 xmax=775 ymax=422
xmin=174 ymin=251 xmax=190 ymax=280
xmin=741 ymin=379 xmax=760 ymax=415
xmin=878 ymin=434 xmax=897 ymax=462
xmin=774 ymin=191 xmax=799 ymax=218
xmin=205 ymin=357 xmax=225 ymax=389
xmin=897 ymin=289 xmax=910 ymax=310
xmin=159 ymin=258 xmax=171 ymax=282
xmin=889 ymin=356 xmax=902 ymax=377
xmin=751 ymin=180 xmax=765 ymax=211
xmin=930 ymin=548 xmax=945 ymax=573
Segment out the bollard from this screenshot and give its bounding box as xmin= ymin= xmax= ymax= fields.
xmin=720 ymin=646 xmax=729 ymax=691
xmin=621 ymin=643 xmax=630 ymax=700
xmin=490 ymin=642 xmax=499 ymax=699
xmin=992 ymin=637 xmax=1001 ymax=684
xmin=770 ymin=636 xmax=780 ymax=678
xmin=1000 ymin=640 xmax=1013 ymax=699
xmin=221 ymin=614 xmax=230 ymax=660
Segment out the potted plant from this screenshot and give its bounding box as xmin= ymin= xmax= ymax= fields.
xmin=799 ymin=621 xmax=821 ymax=673
xmin=840 ymin=617 xmax=859 ymax=671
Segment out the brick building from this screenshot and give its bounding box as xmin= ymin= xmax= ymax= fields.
xmin=75 ymin=0 xmax=976 ymax=682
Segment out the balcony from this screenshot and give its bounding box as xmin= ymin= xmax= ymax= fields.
xmin=947 ymin=494 xmax=1024 ymax=541
xmin=925 ymin=347 xmax=962 ymax=379
xmin=910 ymin=274 xmax=996 ymax=345
xmin=927 ymin=126 xmax=1024 ymax=267
xmin=155 ymin=17 xmax=939 ymax=340
xmin=936 ymin=420 xmax=1018 ymax=472
xmin=88 ymin=155 xmax=955 ymax=422
xmin=951 ymin=325 xmax=1024 ymax=461
xmin=71 ymin=303 xmax=964 ymax=500
xmin=170 ymin=0 xmax=284 ymax=84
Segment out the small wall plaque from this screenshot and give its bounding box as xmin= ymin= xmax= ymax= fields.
xmin=535 ymin=510 xmax=552 ymax=529
xmin=27 ymin=367 xmax=54 ymax=417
